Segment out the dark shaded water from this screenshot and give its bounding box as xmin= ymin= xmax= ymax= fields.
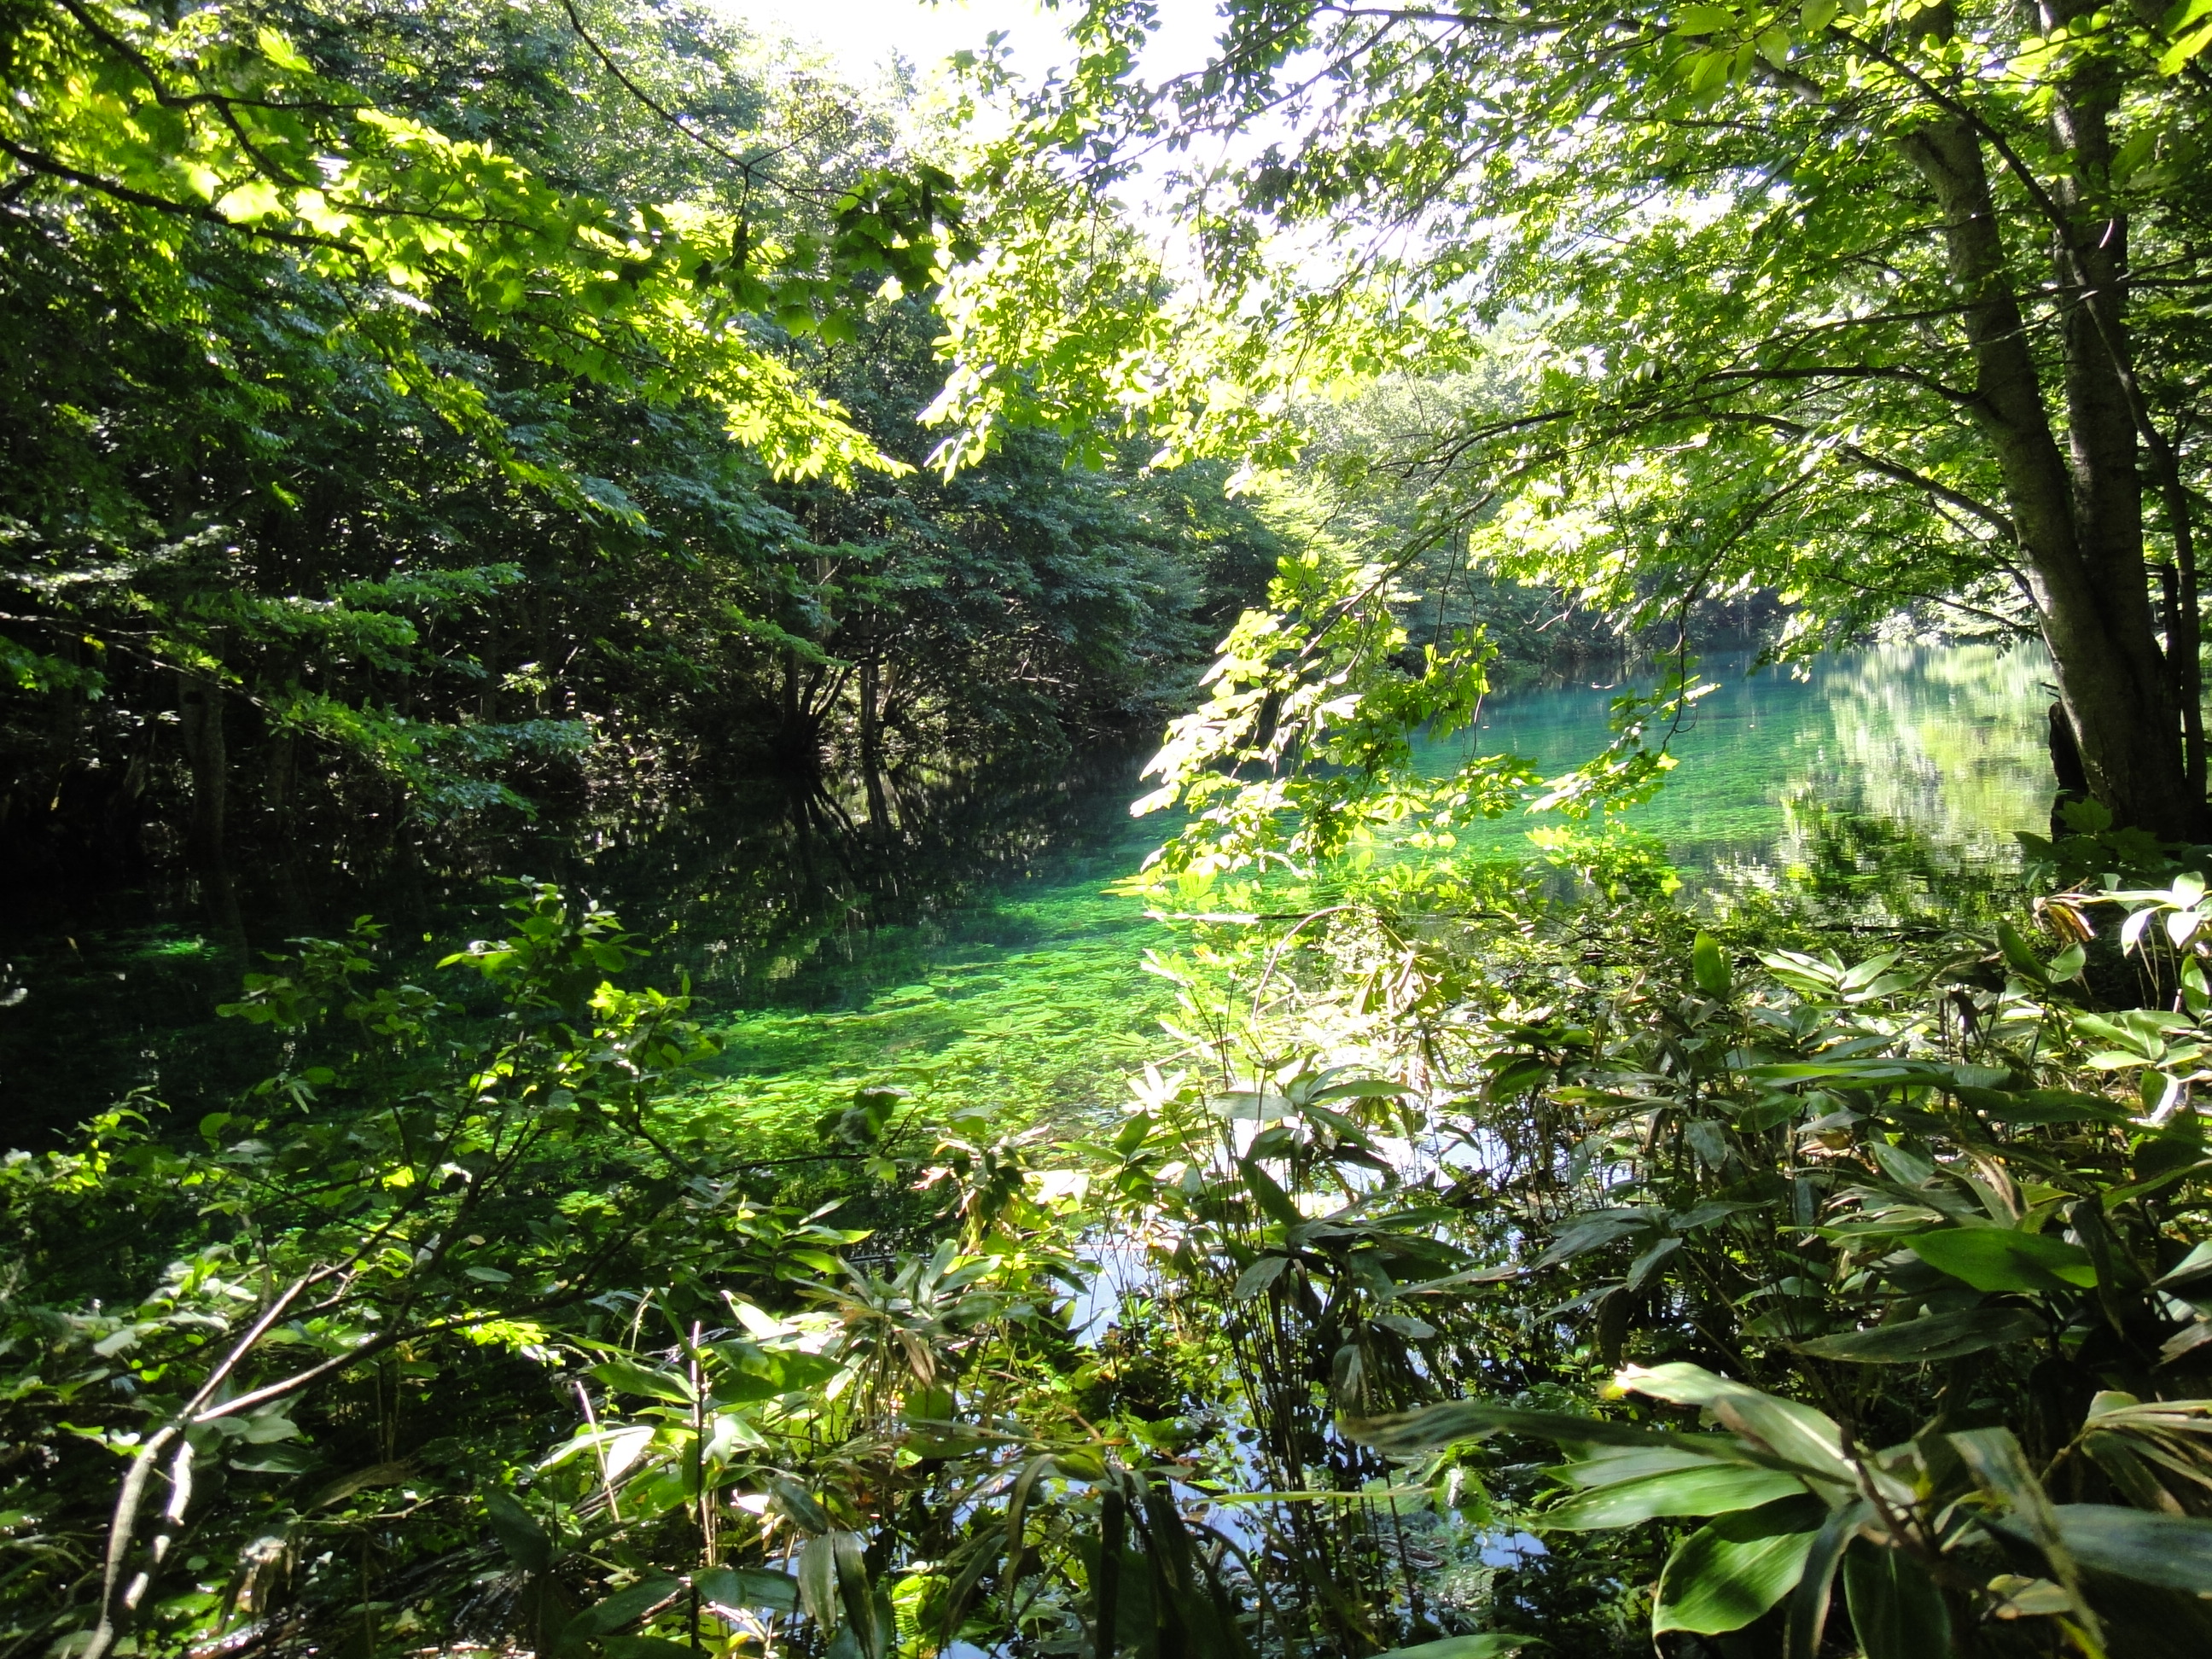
xmin=0 ymin=746 xmax=1171 ymax=1146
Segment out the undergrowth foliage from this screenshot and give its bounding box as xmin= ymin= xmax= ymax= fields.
xmin=10 ymin=597 xmax=2212 ymax=1659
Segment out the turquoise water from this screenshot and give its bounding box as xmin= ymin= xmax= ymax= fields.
xmin=695 ymin=643 xmax=2056 ymax=1126
xmin=1431 ymin=643 xmax=2053 ymax=880
xmin=0 ymin=645 xmax=2057 ymax=1142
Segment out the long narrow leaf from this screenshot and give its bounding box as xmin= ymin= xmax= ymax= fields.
xmin=1786 ymin=1500 xmax=1867 ymax=1659
xmin=1094 ymin=1485 xmax=1125 ymax=1659
xmin=1841 ymin=1540 xmax=1950 ymax=1659
xmin=1653 ymin=1495 xmax=1825 ymax=1635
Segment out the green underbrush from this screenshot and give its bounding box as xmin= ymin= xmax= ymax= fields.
xmin=11 ymin=817 xmax=2212 ymax=1659
xmin=10 ymin=565 xmax=2212 ymax=1659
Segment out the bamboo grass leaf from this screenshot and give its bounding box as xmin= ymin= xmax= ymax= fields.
xmin=1653 ymin=1496 xmax=1825 ymax=1635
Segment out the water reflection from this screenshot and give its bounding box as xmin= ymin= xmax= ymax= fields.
xmin=0 ymin=644 xmax=2058 ymax=1144
xmin=0 ymin=743 xmax=1169 ymax=1144
xmin=1442 ymin=643 xmax=2053 ymax=891
xmin=563 ymin=746 xmax=1165 ymax=1010
xmin=1778 ymin=644 xmax=2052 ymax=867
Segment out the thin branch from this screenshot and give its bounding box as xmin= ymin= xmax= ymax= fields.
xmin=84 ymin=1276 xmax=315 ymax=1659
xmin=558 ymin=0 xmax=774 ymax=183
xmin=0 ymin=137 xmax=336 ymax=252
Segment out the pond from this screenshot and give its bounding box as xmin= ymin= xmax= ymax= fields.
xmin=0 ymin=642 xmax=2058 ymax=1147
xmin=1438 ymin=641 xmax=2056 ymax=882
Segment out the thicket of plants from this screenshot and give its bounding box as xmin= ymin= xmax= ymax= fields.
xmin=10 ymin=560 xmax=2212 ymax=1659
xmin=0 ymin=0 xmax=1285 ymax=883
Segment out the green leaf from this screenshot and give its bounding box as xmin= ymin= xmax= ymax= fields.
xmin=1842 ymin=1539 xmax=1950 ymax=1659
xmin=2158 ymin=3 xmax=2212 ymax=72
xmin=1972 ymin=1089 xmax=2129 ymax=1125
xmin=1233 ymin=1254 xmax=1291 ymax=1300
xmin=254 ymin=26 xmax=312 ymax=72
xmin=1309 ymin=1078 xmax=1412 ymax=1102
xmin=780 ymin=1352 xmax=845 ymax=1390
xmin=1542 ymin=1463 xmax=1805 ymax=1528
xmin=1615 ymin=1365 xmax=1851 ymax=1481
xmin=2081 ymin=1432 xmax=2181 ymax=1512
xmin=799 ymin=1534 xmax=840 ymax=1628
xmin=1237 ymin=1156 xmax=1305 ymax=1230
xmin=1737 ymin=1094 xmax=1801 ymax=1132
xmin=1693 ymin=932 xmax=1733 ymax=998
xmin=1787 ymin=1500 xmax=1866 ymax=1659
xmin=2163 ymin=0 xmax=2212 ymax=38
xmin=1949 ymin=1427 xmax=2085 ymax=1608
xmin=696 ymin=1566 xmax=800 ymax=1613
xmin=228 ymin=1442 xmax=321 ymax=1474
xmin=1347 ymin=1400 xmax=1690 ymax=1455
xmin=1674 ymin=3 xmax=1737 ymax=31
xmin=559 ymin=1578 xmax=684 ymax=1647
xmin=1996 ymin=921 xmax=2048 ymax=982
xmin=2046 ymin=1505 xmax=2212 ymax=1593
xmin=1529 ymin=1212 xmax=1652 ymax=1269
xmin=1653 ymin=1495 xmax=1826 ymax=1634
xmin=1746 ymin=1060 xmax=1950 ymax=1086
xmin=771 ymin=1476 xmax=834 ymax=1535
xmin=1909 ymin=1229 xmax=2096 ymax=1293
xmin=711 ymin=1371 xmax=785 ymax=1406
xmin=830 ymin=1529 xmax=877 ymax=1659
xmin=1794 ymin=1307 xmax=2040 ymax=1363
xmin=485 ymin=1489 xmax=553 ymax=1575
xmin=591 ymin=1359 xmax=695 ymax=1403
xmin=1551 ymin=1444 xmax=1735 ymax=1486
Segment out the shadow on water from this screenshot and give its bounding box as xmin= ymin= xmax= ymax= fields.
xmin=0 ymin=742 xmax=1173 ymax=1149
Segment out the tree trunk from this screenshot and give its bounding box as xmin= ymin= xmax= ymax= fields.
xmin=176 ymin=671 xmax=228 ymax=863
xmin=266 ymin=722 xmax=294 ymax=830
xmin=777 ymin=646 xmax=820 ymax=777
xmin=1903 ymin=116 xmax=2203 ymax=838
xmin=859 ymin=655 xmax=891 ymax=836
xmin=2049 ymin=701 xmax=2090 ymax=838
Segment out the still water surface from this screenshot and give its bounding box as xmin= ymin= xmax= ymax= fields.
xmin=1442 ymin=643 xmax=2053 ymax=876
xmin=0 ymin=643 xmax=2057 ymax=1143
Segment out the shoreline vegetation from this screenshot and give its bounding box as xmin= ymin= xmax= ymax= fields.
xmin=7 ymin=0 xmax=2212 ymax=1655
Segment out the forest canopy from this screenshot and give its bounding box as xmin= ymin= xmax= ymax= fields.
xmin=937 ymin=0 xmax=2212 ymax=835
xmin=0 ymin=0 xmax=1283 ymax=876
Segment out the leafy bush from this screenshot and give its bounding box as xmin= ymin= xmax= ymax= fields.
xmin=13 ymin=590 xmax=2212 ymax=1659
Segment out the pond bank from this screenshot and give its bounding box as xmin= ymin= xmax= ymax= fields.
xmin=0 ymin=643 xmax=2057 ymax=1147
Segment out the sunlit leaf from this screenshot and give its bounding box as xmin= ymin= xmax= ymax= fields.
xmin=696 ymin=1566 xmax=800 ymax=1614
xmin=1541 ymin=1463 xmax=1804 ymax=1528
xmin=1653 ymin=1496 xmax=1825 ymax=1634
xmin=591 ymin=1359 xmax=695 ymax=1403
xmin=1908 ymin=1229 xmax=2096 ymax=1293
xmin=1369 ymin=1636 xmax=1539 ymax=1659
xmin=1692 ymin=932 xmax=1732 ymax=998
